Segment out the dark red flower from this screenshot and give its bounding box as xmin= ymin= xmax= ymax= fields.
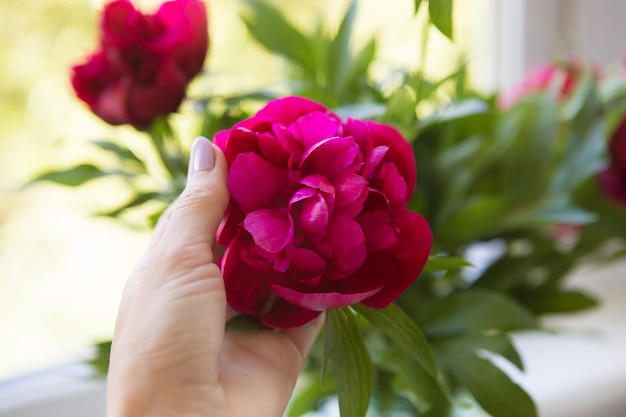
xmin=599 ymin=117 xmax=626 ymax=207
xmin=71 ymin=0 xmax=208 ymax=129
xmin=215 ymin=96 xmax=432 ymax=329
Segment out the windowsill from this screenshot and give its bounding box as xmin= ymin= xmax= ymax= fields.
xmin=0 ymin=262 xmax=625 ymax=417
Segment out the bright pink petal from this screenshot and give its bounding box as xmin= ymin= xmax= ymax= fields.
xmin=300 ymin=174 xmax=335 ymax=194
xmin=299 ymin=193 xmax=330 ymax=234
xmin=361 ymin=145 xmax=389 ymax=180
xmin=257 ymin=96 xmax=328 ymax=124
xmin=343 ymin=118 xmax=373 ymax=155
xmin=270 ymin=283 xmax=381 ymax=311
xmin=244 ymin=209 xmax=294 ymax=253
xmin=334 ymin=170 xmax=367 ymax=207
xmin=229 ymin=153 xmax=282 ymax=212
xmin=361 ymin=211 xmax=432 ymax=308
xmin=327 ymin=214 xmax=366 ymax=273
xmin=285 ymin=246 xmax=327 ymax=271
xmin=213 ymin=130 xmax=230 ymax=154
xmin=301 ymin=136 xmax=360 ymax=180
xmin=258 ymin=132 xmax=289 ymax=166
xmin=288 ymin=111 xmax=342 ymax=150
xmin=369 ymin=122 xmax=416 ymax=199
xmin=375 ymin=162 xmax=409 ymax=211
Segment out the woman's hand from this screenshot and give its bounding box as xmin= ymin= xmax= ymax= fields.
xmin=107 ymin=137 xmax=323 ymax=417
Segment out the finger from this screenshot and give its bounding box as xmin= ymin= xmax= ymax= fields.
xmin=147 ymin=197 xmax=176 ymax=248
xmin=282 ymin=313 xmax=325 ymax=357
xmin=158 ymin=137 xmax=230 ymax=259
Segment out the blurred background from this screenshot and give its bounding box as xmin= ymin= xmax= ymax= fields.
xmin=1 ymin=1 xmax=626 ymax=414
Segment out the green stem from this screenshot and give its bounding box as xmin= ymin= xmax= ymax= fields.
xmin=148 ymin=118 xmax=187 ymax=190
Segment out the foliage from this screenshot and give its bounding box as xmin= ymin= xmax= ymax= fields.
xmin=29 ymin=0 xmax=626 ymax=416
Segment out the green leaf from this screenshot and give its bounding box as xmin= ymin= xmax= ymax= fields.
xmin=97 ymin=192 xmax=163 ymax=218
xmin=421 ymin=290 xmax=538 ymax=338
xmin=91 ymin=140 xmax=144 ymax=168
xmin=29 ymin=164 xmax=108 ymax=187
xmin=287 ymin=375 xmax=337 ymax=417
xmin=526 ymin=290 xmax=599 ymax=313
xmin=353 ymin=303 xmax=438 ymax=378
xmin=504 ymin=198 xmax=598 ymax=228
xmin=225 ymin=314 xmax=270 ymax=333
xmin=420 ymin=98 xmax=490 ymax=129
xmin=413 ymin=0 xmax=424 ymax=14
xmin=86 ymin=340 xmax=112 ymax=378
xmin=446 ymin=354 xmax=537 ymax=417
xmin=438 ymin=195 xmax=509 ymax=244
xmin=327 ymin=308 xmax=373 ymax=417
xmin=383 ymin=85 xmax=417 ymax=132
xmin=423 ymin=255 xmax=472 ymax=272
xmin=327 ymin=0 xmax=357 ymax=95
xmin=429 ymin=0 xmax=454 ymax=40
xmin=241 ymin=0 xmax=316 ymax=73
xmin=435 ymin=333 xmax=524 ymax=371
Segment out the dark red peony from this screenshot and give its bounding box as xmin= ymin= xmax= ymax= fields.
xmin=71 ymin=0 xmax=208 ymax=129
xmin=599 ymin=117 xmax=626 ymax=207
xmin=215 ymin=96 xmax=432 ymax=329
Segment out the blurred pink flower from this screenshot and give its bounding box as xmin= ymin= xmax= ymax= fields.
xmin=215 ymin=96 xmax=432 ymax=328
xmin=71 ymin=0 xmax=208 ymax=129
xmin=499 ymin=61 xmax=598 ymax=108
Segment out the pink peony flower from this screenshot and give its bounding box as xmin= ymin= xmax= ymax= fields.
xmin=215 ymin=96 xmax=432 ymax=329
xmin=599 ymin=117 xmax=626 ymax=207
xmin=499 ymin=61 xmax=597 ymax=108
xmin=71 ymin=0 xmax=208 ymax=130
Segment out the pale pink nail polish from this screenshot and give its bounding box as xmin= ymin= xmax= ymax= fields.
xmin=189 ymin=136 xmax=215 ymax=175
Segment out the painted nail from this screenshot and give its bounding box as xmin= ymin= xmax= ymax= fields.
xmin=189 ymin=136 xmax=215 ymax=175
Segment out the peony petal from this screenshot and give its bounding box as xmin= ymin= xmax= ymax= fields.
xmin=361 ymin=210 xmax=432 ymax=308
xmin=285 ymin=246 xmax=327 ymax=271
xmin=288 ymin=111 xmax=343 ymax=150
xmin=369 ymin=121 xmax=416 ymax=199
xmin=334 ymin=170 xmax=367 ymax=207
xmin=129 ymin=61 xmax=188 ymax=126
xmin=153 ymin=0 xmax=208 ymax=78
xmin=229 ymin=153 xmax=282 ymax=212
xmin=598 ymin=169 xmax=626 ymax=207
xmin=299 ymin=194 xmax=329 ymax=234
xmin=270 ymin=283 xmax=381 ymax=311
xmin=361 ymin=145 xmax=389 ymax=180
xmin=260 ymin=297 xmax=321 ymax=329
xmin=216 ymin=202 xmax=244 ymax=246
xmin=244 ymin=209 xmax=294 ymax=253
xmin=221 ymin=233 xmax=273 ymax=315
xmin=301 ymin=136 xmax=360 ymax=180
xmin=374 ymin=162 xmax=409 ymax=211
xmin=327 ymin=214 xmax=366 ymax=273
xmin=343 ymin=118 xmax=373 ymax=155
xmin=258 ymin=132 xmax=290 ymax=166
xmin=300 ymin=174 xmax=335 ymax=194
xmin=357 ymin=211 xmax=398 ymax=252
xmin=257 ymin=96 xmax=328 ymax=125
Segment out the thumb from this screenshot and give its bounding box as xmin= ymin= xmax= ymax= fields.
xmin=158 ymin=136 xmax=230 ymax=258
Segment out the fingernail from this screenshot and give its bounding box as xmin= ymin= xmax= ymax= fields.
xmin=189 ymin=136 xmax=215 ymax=176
